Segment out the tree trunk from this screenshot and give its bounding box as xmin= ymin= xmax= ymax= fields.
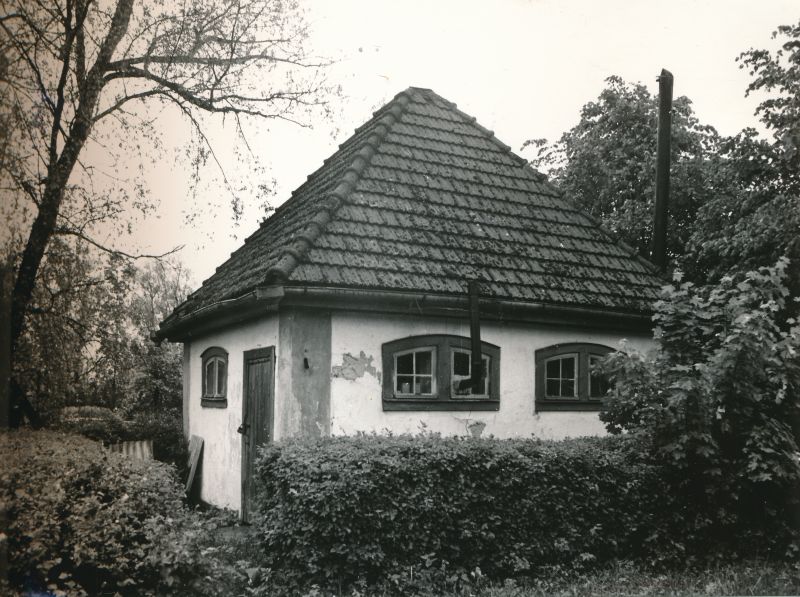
xmin=0 ymin=257 xmax=12 ymax=429
xmin=8 ymin=0 xmax=135 ymax=426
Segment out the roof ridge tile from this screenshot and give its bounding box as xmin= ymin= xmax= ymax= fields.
xmin=262 ymin=90 xmax=414 ymax=284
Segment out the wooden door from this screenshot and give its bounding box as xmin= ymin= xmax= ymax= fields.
xmin=240 ymin=347 xmax=274 ymax=522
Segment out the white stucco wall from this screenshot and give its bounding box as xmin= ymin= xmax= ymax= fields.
xmin=186 ymin=315 xmax=279 ymax=510
xmin=329 ymin=312 xmax=653 ymax=440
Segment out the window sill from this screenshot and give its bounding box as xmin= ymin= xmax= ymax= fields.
xmin=383 ymin=398 xmax=499 ymax=412
xmin=536 ymin=399 xmax=603 ymax=412
xmin=201 ymin=398 xmax=228 ymax=409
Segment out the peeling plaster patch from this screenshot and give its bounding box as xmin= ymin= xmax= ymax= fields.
xmin=332 ymin=351 xmax=379 ymax=382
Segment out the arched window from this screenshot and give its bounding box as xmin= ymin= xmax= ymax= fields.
xmin=535 ymin=343 xmax=613 ymax=411
xmin=201 ymin=347 xmax=228 ymax=408
xmin=382 ymin=335 xmax=500 ymax=411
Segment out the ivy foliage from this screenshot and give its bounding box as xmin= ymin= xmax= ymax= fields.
xmin=600 ymin=259 xmax=800 ymax=556
xmin=252 ymin=434 xmax=665 ymax=594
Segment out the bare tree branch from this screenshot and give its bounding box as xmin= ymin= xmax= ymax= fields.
xmin=55 ymin=228 xmax=183 ymax=260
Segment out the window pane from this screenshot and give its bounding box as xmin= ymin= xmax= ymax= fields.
xmin=417 ymin=377 xmax=432 ymax=394
xmin=589 ymin=356 xmax=609 ymax=397
xmin=562 ymin=379 xmax=575 ymax=397
xmin=561 ymin=356 xmax=575 ymax=379
xmin=205 ymin=361 xmax=216 ymax=396
xmin=216 ymin=360 xmax=226 ymax=396
xmin=397 ymin=375 xmax=414 ymax=394
xmin=416 ymin=350 xmax=432 ymax=374
xmin=546 ymin=379 xmax=560 ymax=396
xmin=546 ymin=359 xmax=560 ymax=379
xmin=453 ymin=351 xmax=470 ymax=376
xmin=396 ymin=353 xmax=414 ymax=374
xmin=590 ymin=374 xmax=602 ymax=397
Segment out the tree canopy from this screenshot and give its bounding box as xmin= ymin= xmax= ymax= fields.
xmin=526 ymin=20 xmax=800 ymax=285
xmin=525 ymin=76 xmax=720 ymax=262
xmin=1 ymin=0 xmax=334 ymax=422
xmin=682 ymin=21 xmax=800 ymax=285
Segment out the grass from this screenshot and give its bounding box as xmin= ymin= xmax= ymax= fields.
xmin=202 ymin=528 xmax=800 ymax=597
xmin=467 ymin=560 xmax=800 ymax=597
xmin=198 ymin=506 xmax=800 ymax=596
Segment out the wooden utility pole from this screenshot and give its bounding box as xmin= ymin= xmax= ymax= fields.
xmin=651 ymin=68 xmax=673 ymax=271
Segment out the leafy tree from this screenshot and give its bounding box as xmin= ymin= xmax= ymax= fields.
xmin=12 ymin=238 xmax=135 ymax=420
xmin=125 ymin=259 xmax=191 ymax=413
xmin=683 ymin=21 xmax=800 ymax=286
xmin=600 ymin=260 xmax=800 ymax=556
xmin=1 ymin=0 xmax=333 ymax=422
xmin=525 ymin=76 xmax=720 ymax=261
xmin=741 ymin=21 xmax=800 ymax=162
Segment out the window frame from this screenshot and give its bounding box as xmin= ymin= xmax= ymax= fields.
xmin=382 ymin=335 xmax=500 ymax=411
xmin=534 ymin=343 xmax=613 ymax=412
xmin=450 ymin=349 xmax=492 ymax=398
xmin=201 ymin=346 xmax=229 ymax=408
xmin=393 ymin=345 xmax=437 ymax=397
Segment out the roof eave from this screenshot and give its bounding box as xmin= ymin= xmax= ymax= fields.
xmin=155 ymin=282 xmax=655 ymax=344
xmin=153 ymin=286 xmax=285 ymax=343
xmin=280 ymin=285 xmax=655 ymax=333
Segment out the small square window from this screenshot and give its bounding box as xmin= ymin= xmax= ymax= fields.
xmin=544 ymin=354 xmax=578 ymax=398
xmin=394 ymin=348 xmax=436 ymax=396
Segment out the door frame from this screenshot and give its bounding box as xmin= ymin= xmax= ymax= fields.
xmin=240 ymin=346 xmax=275 ymax=522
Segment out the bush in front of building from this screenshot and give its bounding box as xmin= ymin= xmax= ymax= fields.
xmin=600 ymin=260 xmax=800 ymax=561
xmin=2 ymin=429 xmax=244 ymax=596
xmin=251 ymin=433 xmax=665 ymax=593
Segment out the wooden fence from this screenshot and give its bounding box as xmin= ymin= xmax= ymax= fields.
xmin=108 ymin=439 xmax=154 ymax=460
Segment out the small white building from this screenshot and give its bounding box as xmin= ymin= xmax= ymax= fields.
xmin=156 ymin=87 xmax=662 ymax=518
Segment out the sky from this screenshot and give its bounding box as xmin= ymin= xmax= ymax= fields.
xmin=111 ymin=0 xmax=799 ymax=287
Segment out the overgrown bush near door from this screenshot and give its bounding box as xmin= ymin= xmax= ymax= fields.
xmin=600 ymin=258 xmax=800 ymax=560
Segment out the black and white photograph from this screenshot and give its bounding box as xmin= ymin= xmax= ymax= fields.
xmin=1 ymin=0 xmax=799 ymax=594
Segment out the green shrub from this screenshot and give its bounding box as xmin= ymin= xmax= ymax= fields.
xmin=55 ymin=405 xmax=128 ymax=444
xmin=1 ymin=429 xmax=243 ymax=596
xmin=252 ymin=434 xmax=664 ymax=593
xmin=600 ymin=259 xmax=800 ymax=559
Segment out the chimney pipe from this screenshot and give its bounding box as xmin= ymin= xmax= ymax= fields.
xmin=651 ymin=68 xmax=672 ymax=271
xmin=468 ymin=280 xmax=482 ymax=395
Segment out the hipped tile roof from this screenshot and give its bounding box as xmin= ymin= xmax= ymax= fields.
xmin=169 ymin=87 xmax=663 ymax=323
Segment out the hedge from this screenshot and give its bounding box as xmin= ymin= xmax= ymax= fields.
xmin=1 ymin=429 xmax=241 ymax=596
xmin=253 ymin=434 xmax=667 ymax=592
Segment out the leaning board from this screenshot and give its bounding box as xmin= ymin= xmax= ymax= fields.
xmin=185 ymin=435 xmax=203 ymax=496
